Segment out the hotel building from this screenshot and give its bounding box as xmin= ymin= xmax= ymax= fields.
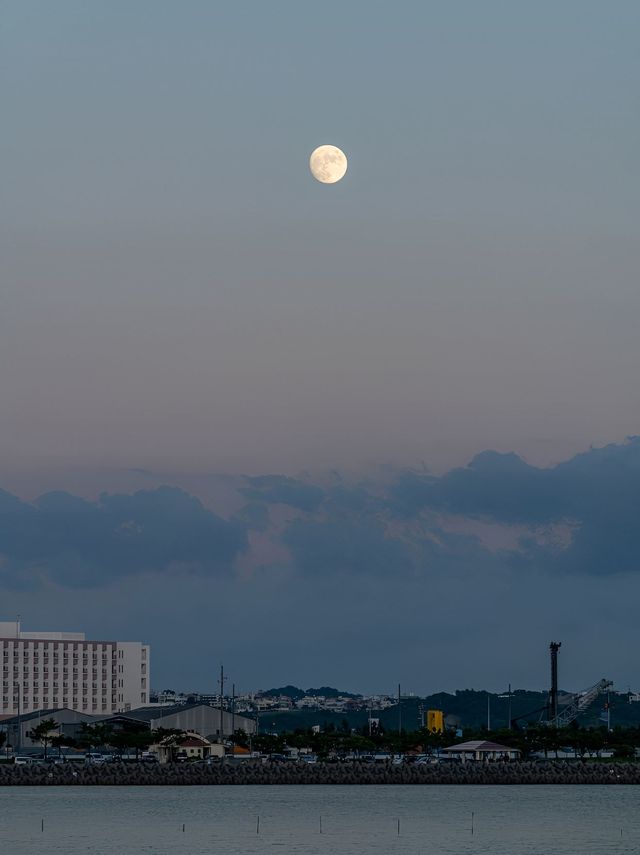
xmin=0 ymin=621 xmax=150 ymax=716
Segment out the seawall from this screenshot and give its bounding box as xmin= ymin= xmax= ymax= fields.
xmin=1 ymin=760 xmax=639 ymax=785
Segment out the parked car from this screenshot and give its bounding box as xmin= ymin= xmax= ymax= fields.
xmin=85 ymin=752 xmax=106 ymax=764
xmin=13 ymin=756 xmax=35 ymax=765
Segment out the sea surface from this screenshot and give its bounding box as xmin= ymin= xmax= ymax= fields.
xmin=2 ymin=784 xmax=639 ymax=855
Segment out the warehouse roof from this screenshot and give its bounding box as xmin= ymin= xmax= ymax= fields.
xmin=443 ymin=740 xmax=518 ymax=752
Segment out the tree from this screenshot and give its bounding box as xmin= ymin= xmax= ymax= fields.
xmin=77 ymin=723 xmax=115 ymax=751
xmin=50 ymin=734 xmax=76 ymax=757
xmin=28 ymin=718 xmax=59 ymax=759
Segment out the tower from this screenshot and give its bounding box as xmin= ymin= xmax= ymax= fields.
xmin=549 ymin=641 xmax=561 ymax=722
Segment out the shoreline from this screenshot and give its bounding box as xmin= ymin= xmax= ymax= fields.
xmin=1 ymin=760 xmax=639 ymax=786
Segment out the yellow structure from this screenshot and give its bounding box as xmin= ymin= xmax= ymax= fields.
xmin=426 ymin=709 xmax=444 ymax=733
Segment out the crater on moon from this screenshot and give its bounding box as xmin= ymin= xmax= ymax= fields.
xmin=309 ymin=145 xmax=348 ymax=184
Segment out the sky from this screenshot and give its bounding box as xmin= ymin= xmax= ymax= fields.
xmin=1 ymin=1 xmax=639 ymax=694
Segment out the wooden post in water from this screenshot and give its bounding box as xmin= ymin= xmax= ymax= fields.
xmin=397 ymin=818 xmax=400 ymax=836
xmin=256 ymin=815 xmax=260 ymax=835
xmin=182 ymin=823 xmax=185 ymax=833
xmin=41 ymin=818 xmax=44 ymax=833
xmin=471 ymin=811 xmax=474 ymax=835
xmin=319 ymin=815 xmax=322 ymax=834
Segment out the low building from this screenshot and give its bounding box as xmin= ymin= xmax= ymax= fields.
xmin=99 ymin=702 xmax=256 ymax=740
xmin=440 ymin=740 xmax=520 ymax=762
xmin=152 ymin=731 xmax=224 ymax=763
xmin=0 ymin=707 xmax=97 ymax=751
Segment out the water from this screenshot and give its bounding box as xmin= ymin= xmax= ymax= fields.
xmin=2 ymin=785 xmax=639 ymax=854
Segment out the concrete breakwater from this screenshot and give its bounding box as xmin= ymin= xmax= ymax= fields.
xmin=1 ymin=760 xmax=639 ymax=786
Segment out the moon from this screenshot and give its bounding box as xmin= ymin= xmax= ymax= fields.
xmin=309 ymin=145 xmax=348 ymax=184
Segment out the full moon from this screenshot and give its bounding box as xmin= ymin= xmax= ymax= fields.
xmin=309 ymin=145 xmax=348 ymax=184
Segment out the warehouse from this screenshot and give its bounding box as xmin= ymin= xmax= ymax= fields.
xmin=101 ymin=702 xmax=257 ymax=740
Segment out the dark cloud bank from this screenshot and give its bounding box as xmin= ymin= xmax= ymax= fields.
xmin=0 ymin=486 xmax=246 ymax=589
xmin=1 ymin=437 xmax=639 ymax=590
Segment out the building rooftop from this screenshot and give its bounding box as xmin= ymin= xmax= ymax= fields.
xmin=119 ymin=703 xmax=205 ymax=722
xmin=443 ymin=740 xmax=518 ymax=752
xmin=0 ymin=707 xmax=96 ymax=725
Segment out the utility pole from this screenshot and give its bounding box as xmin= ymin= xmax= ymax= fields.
xmin=218 ymin=665 xmax=225 ymax=745
xmin=398 ymin=684 xmax=402 ymax=737
xmin=487 ymin=693 xmax=491 ymax=731
xmin=508 ymin=683 xmax=512 ymax=730
xmin=16 ymin=681 xmax=22 ymax=754
xmin=231 ymin=683 xmax=236 ymax=745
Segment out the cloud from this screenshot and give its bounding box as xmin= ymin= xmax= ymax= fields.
xmin=3 ymin=438 xmax=640 ymax=690
xmin=2 ymin=437 xmax=640 ymax=595
xmin=283 ymin=516 xmax=415 ymax=578
xmin=0 ymin=486 xmax=247 ymax=588
xmin=389 ymin=437 xmax=640 ymax=575
xmin=241 ymin=475 xmax=325 ymax=512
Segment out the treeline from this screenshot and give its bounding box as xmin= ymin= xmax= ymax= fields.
xmin=249 ymin=722 xmax=640 ymax=760
xmin=2 ymin=718 xmax=182 ymax=759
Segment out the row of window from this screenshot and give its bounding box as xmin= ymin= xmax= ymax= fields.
xmin=2 ymin=692 xmax=147 ymax=709
xmin=3 ymin=670 xmax=115 ymax=679
xmin=2 ymin=641 xmax=116 ymax=651
xmin=4 ymin=678 xmax=127 ymax=688
xmin=3 ymin=696 xmax=116 ymax=706
xmin=3 ymin=682 xmax=113 ymax=690
xmin=3 ymin=665 xmax=114 ymax=672
xmin=2 ymin=653 xmax=116 ymax=667
xmin=2 ymin=692 xmax=147 ymax=708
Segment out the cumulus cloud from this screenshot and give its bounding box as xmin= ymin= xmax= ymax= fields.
xmin=2 ymin=438 xmax=639 ymax=594
xmin=0 ymin=486 xmax=247 ymax=588
xmin=241 ymin=475 xmax=325 ymax=512
xmin=3 ymin=439 xmax=640 ymax=689
xmin=389 ymin=437 xmax=640 ymax=575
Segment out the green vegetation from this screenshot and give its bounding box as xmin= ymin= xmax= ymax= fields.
xmin=260 ymin=685 xmax=360 ymax=700
xmin=76 ymin=722 xmax=183 ymax=758
xmin=259 ymin=689 xmax=640 ymax=733
xmin=27 ymin=718 xmax=59 ymax=759
xmin=242 ymin=720 xmax=640 ymax=762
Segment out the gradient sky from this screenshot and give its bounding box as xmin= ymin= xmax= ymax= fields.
xmin=1 ymin=2 xmax=639 ymax=694
xmin=2 ymin=0 xmax=639 ymax=475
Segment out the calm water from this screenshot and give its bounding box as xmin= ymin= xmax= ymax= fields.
xmin=2 ymin=785 xmax=640 ymax=854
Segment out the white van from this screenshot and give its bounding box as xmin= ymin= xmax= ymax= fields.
xmin=13 ymin=756 xmax=35 ymax=765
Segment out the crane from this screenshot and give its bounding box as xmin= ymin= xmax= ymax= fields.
xmin=510 ymin=642 xmax=613 ymax=729
xmin=548 ymin=678 xmax=613 ymax=728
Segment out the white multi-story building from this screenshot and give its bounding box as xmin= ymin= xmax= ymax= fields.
xmin=0 ymin=621 xmax=150 ymax=717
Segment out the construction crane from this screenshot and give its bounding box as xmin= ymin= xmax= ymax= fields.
xmin=548 ymin=678 xmax=613 ymax=728
xmin=546 ymin=641 xmax=613 ymax=727
xmin=510 ymin=642 xmax=613 ymax=729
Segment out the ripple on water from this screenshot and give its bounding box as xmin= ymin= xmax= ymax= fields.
xmin=2 ymin=785 xmax=639 ymax=855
